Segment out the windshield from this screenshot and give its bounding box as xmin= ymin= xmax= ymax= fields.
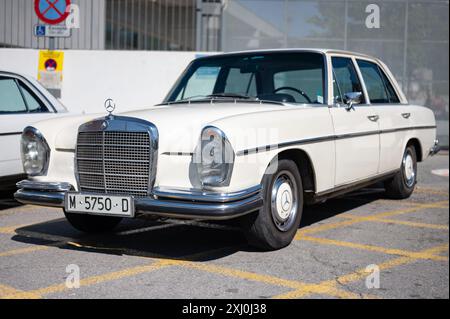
xmin=165 ymin=52 xmax=326 ymax=105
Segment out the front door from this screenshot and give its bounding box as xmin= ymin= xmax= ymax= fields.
xmin=329 ymin=56 xmax=380 ymax=186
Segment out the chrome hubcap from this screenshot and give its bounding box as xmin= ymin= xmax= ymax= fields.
xmin=403 ymin=151 xmax=416 ymax=188
xmin=271 ymin=171 xmax=298 ymax=232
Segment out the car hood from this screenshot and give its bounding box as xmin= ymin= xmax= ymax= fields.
xmin=38 ymin=102 xmax=293 ymax=153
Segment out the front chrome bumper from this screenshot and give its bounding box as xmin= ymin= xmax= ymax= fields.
xmin=429 ymin=139 xmax=441 ymax=156
xmin=14 ymin=181 xmax=263 ymax=220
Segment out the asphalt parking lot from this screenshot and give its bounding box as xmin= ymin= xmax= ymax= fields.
xmin=0 ymin=154 xmax=448 ymax=299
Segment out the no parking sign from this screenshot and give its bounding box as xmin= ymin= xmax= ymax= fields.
xmin=38 ymin=50 xmax=64 ymax=90
xmin=34 ymin=0 xmax=71 ymax=25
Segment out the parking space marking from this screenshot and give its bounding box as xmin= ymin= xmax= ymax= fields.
xmin=415 ymin=187 xmax=449 ymax=196
xmin=299 ymin=236 xmax=448 ymax=261
xmin=295 ymin=200 xmax=448 ymax=238
xmin=171 ymin=260 xmax=375 ymax=299
xmin=342 ymin=215 xmax=449 ymax=230
xmin=0 ymin=245 xmax=51 ymax=257
xmin=273 ymin=243 xmax=449 ymax=299
xmin=3 ymin=259 xmax=176 ymax=299
xmin=0 ymin=224 xmax=31 ymax=234
xmin=0 ymin=283 xmax=41 ymax=299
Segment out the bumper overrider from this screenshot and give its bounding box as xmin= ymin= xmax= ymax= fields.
xmin=14 ymin=180 xmax=263 ymax=220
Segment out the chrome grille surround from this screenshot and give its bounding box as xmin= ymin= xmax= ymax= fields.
xmin=75 ymin=116 xmax=158 ymax=198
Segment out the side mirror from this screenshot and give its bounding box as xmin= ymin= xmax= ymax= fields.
xmin=344 ymin=92 xmax=363 ymax=111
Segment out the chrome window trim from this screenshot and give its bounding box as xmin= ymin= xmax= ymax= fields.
xmin=76 ymin=115 xmax=159 ymax=196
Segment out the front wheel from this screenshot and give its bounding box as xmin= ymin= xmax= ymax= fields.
xmin=384 ymin=145 xmax=418 ymax=199
xmin=63 ymin=210 xmax=122 ymax=234
xmin=242 ymin=159 xmax=303 ymax=250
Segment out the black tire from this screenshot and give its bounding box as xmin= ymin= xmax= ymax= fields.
xmin=384 ymin=145 xmax=418 ymax=199
xmin=63 ymin=210 xmax=122 ymax=234
xmin=242 ymin=159 xmax=304 ymax=251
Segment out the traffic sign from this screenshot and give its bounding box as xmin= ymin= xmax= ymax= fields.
xmin=34 ymin=25 xmax=71 ymax=37
xmin=34 ymin=0 xmax=71 ymax=25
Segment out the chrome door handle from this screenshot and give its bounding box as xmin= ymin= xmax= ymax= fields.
xmin=402 ymin=113 xmax=411 ymax=119
xmin=367 ymin=115 xmax=379 ymax=122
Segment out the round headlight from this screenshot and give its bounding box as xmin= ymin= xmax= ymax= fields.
xmin=195 ymin=126 xmax=235 ymax=187
xmin=21 ymin=126 xmax=50 ymax=176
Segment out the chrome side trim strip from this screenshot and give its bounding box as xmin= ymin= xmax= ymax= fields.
xmin=237 ymin=125 xmax=437 ymax=156
xmin=309 ymin=169 xmax=400 ymax=204
xmin=152 ymin=185 xmax=262 ymax=203
xmin=0 ymin=132 xmax=22 ymax=136
xmin=55 ymin=148 xmax=75 ymax=153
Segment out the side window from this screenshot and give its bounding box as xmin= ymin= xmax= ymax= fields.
xmin=379 ymin=67 xmax=400 ymax=103
xmin=273 ymin=68 xmax=324 ymax=104
xmin=18 ymin=80 xmax=48 ymax=112
xmin=224 ymin=68 xmax=257 ymax=97
xmin=357 ymin=60 xmax=399 ymax=104
xmin=178 ymin=66 xmax=221 ymax=100
xmin=0 ymin=78 xmax=27 ymax=113
xmin=332 ymin=57 xmax=365 ymax=104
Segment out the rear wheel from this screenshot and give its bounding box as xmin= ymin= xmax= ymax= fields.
xmin=384 ymin=145 xmax=417 ymax=199
xmin=242 ymin=159 xmax=303 ymax=250
xmin=63 ymin=210 xmax=122 ymax=233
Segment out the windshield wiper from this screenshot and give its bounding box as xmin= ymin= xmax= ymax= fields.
xmin=207 ymin=93 xmax=254 ymax=99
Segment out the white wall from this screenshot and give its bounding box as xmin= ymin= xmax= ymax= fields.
xmin=0 ymin=49 xmax=215 ymax=114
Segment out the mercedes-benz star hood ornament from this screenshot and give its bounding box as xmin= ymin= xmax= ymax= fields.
xmin=104 ymin=98 xmax=116 ymax=115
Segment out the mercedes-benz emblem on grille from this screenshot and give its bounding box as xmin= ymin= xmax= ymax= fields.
xmin=104 ymin=98 xmax=115 ymax=115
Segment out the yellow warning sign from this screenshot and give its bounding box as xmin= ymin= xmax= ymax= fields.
xmin=38 ymin=50 xmax=64 ymax=89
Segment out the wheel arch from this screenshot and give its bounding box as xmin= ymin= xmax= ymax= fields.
xmin=266 ymin=148 xmax=317 ymax=201
xmin=406 ymin=138 xmax=423 ymax=162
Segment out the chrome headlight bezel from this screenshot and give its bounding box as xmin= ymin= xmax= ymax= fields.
xmin=20 ymin=126 xmax=50 ymax=176
xmin=194 ymin=126 xmax=235 ymax=187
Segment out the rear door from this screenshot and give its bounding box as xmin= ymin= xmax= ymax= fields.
xmin=329 ymin=56 xmax=380 ymax=186
xmin=0 ymin=76 xmax=56 ymax=177
xmin=355 ymin=59 xmax=410 ymax=173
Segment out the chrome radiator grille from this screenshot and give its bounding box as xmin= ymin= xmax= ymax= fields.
xmin=76 ymin=131 xmax=152 ymax=197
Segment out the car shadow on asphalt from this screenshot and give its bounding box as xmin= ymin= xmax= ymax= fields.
xmin=10 ymin=188 xmax=387 ymax=260
xmin=0 ymin=189 xmax=23 ymax=210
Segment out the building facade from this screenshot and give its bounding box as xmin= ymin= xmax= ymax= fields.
xmin=0 ymin=0 xmax=448 ymax=146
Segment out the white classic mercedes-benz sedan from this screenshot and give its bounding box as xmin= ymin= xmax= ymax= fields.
xmin=15 ymin=49 xmax=439 ymax=250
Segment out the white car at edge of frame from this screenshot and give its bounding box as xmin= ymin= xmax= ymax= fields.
xmin=0 ymin=71 xmax=68 ymax=190
xmin=14 ymin=49 xmax=440 ymax=250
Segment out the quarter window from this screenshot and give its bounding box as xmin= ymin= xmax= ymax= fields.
xmin=0 ymin=78 xmax=27 ymax=113
xmin=357 ymin=60 xmax=400 ymax=104
xmin=18 ymin=80 xmax=48 ymax=112
xmin=332 ymin=57 xmax=365 ymax=104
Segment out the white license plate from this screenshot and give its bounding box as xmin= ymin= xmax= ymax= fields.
xmin=65 ymin=193 xmax=134 ymax=217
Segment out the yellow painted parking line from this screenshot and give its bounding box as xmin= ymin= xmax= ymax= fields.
xmin=415 ymin=187 xmax=449 ymax=196
xmin=0 ymin=245 xmax=51 ymax=257
xmin=173 ymin=260 xmax=374 ymax=299
xmin=273 ymin=243 xmax=449 ymax=299
xmin=0 ymin=284 xmax=41 ymax=299
xmin=0 ymin=224 xmax=31 ymax=234
xmin=299 ymin=236 xmax=448 ymax=262
xmin=342 ymin=214 xmax=449 ymax=230
xmin=296 ymin=200 xmax=448 ymax=238
xmin=4 ymin=259 xmax=175 ymax=299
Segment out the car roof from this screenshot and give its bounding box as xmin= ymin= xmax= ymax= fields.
xmin=196 ymin=48 xmax=378 ymax=61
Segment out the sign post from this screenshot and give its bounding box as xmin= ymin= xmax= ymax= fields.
xmin=34 ymin=0 xmax=71 ymax=97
